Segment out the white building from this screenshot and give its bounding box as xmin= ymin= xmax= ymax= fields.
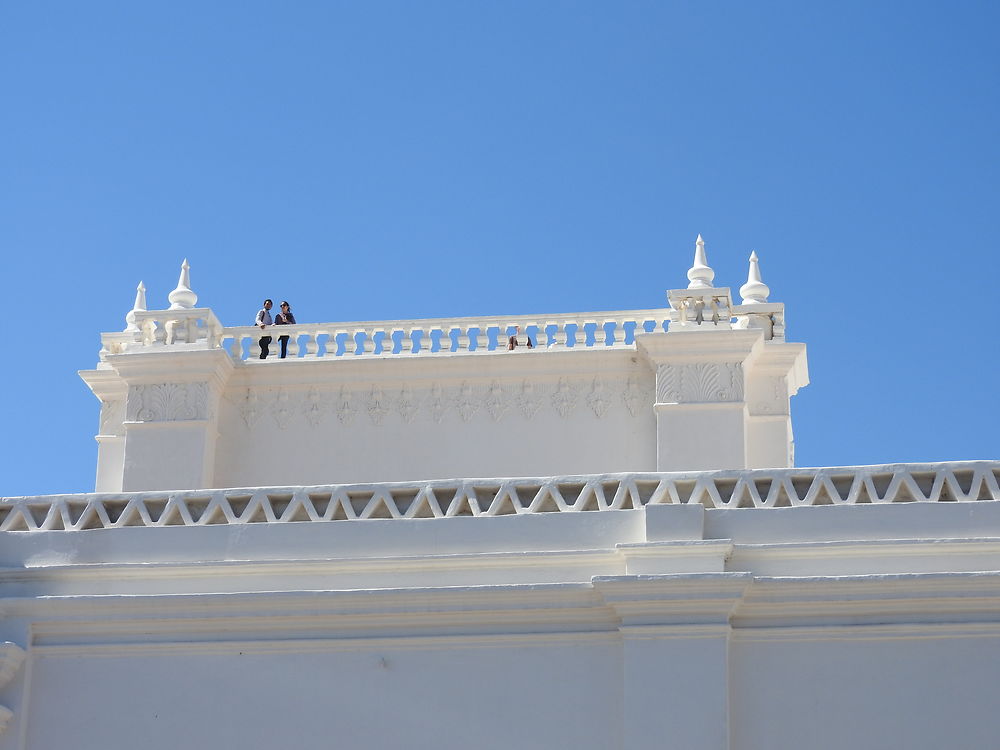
xmin=1 ymin=239 xmax=998 ymax=749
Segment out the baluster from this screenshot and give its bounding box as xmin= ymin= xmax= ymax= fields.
xmin=500 ymin=324 xmax=514 ymax=350
xmin=619 ymin=319 xmax=636 ymax=345
xmin=549 ymin=321 xmax=567 ymax=347
xmin=287 ymin=332 xmax=301 ymax=358
xmin=522 ymin=322 xmax=539 ymax=349
xmin=331 ymin=330 xmax=347 ymax=357
xmin=249 ymin=332 xmax=262 ymax=359
xmin=602 ymin=319 xmax=617 ymax=346
xmin=430 ymin=328 xmax=445 ymax=353
xmin=487 ymin=324 xmax=501 ymax=351
xmin=396 ymin=328 xmax=414 ymax=354
xmin=304 ymin=330 xmax=319 ymax=357
xmin=454 ymin=325 xmax=470 ymax=352
xmin=358 ymin=329 xmax=374 ymax=356
xmin=373 ymin=329 xmax=391 ymax=355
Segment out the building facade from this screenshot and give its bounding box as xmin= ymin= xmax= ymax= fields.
xmin=1 ymin=239 xmax=998 ymax=749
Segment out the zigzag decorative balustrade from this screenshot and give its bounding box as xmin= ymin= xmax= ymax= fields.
xmin=2 ymin=462 xmax=997 ymax=532
xmin=221 ymin=308 xmax=672 ymax=360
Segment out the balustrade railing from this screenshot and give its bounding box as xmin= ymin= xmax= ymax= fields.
xmin=2 ymin=462 xmax=997 ymax=532
xmin=221 ymin=309 xmax=672 ymax=361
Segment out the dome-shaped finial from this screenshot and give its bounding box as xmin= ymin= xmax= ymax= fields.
xmin=124 ymin=281 xmax=147 ymax=332
xmin=739 ymin=250 xmax=770 ymax=304
xmin=686 ymin=234 xmax=715 ymax=289
xmin=167 ymin=259 xmax=198 ymax=310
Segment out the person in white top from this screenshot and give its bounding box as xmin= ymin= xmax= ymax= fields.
xmin=255 ymin=299 xmax=273 ymax=359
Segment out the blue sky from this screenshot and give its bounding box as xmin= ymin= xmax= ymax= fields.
xmin=2 ymin=1 xmax=997 ymax=497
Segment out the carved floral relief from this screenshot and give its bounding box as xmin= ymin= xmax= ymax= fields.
xmin=230 ymin=373 xmax=650 ymax=431
xmin=126 ymin=382 xmax=210 ymax=422
xmin=656 ymin=363 xmax=744 ymax=404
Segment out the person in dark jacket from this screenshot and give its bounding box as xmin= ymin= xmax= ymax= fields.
xmin=274 ymin=301 xmax=296 ymax=359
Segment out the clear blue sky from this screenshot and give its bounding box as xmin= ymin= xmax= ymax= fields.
xmin=2 ymin=1 xmax=997 ymax=496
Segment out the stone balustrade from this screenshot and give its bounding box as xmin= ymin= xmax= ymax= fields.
xmin=2 ymin=462 xmax=996 ymax=532
xmin=97 ymin=306 xmax=790 ymax=363
xmin=222 ymin=308 xmax=673 ymax=360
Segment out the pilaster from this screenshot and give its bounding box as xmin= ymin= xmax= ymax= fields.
xmin=636 ymin=329 xmax=763 ymax=471
xmin=82 ymin=349 xmax=234 ymax=491
xmin=594 ymin=573 xmax=751 ymax=750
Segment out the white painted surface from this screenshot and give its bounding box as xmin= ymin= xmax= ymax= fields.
xmin=7 ymin=257 xmax=997 ymax=748
xmin=80 ymin=254 xmax=807 ymax=491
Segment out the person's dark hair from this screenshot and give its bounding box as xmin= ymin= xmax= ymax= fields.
xmin=263 ymin=298 xmax=273 ymax=305
xmin=281 ymin=301 xmax=291 ymax=310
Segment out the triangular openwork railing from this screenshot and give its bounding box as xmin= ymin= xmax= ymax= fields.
xmin=2 ymin=462 xmax=997 ymax=532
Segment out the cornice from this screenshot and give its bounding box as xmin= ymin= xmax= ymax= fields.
xmin=105 ymin=348 xmax=235 ymax=388
xmin=733 ymin=572 xmax=1000 ymax=628
xmin=635 ymin=329 xmax=763 ymax=365
xmin=592 ymin=573 xmax=752 ymax=626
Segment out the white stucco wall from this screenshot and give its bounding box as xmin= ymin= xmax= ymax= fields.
xmin=2 ymin=462 xmax=999 ymax=750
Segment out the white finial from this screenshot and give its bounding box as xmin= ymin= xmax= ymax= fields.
xmin=686 ymin=234 xmax=715 ymax=289
xmin=167 ymin=258 xmax=198 ymax=310
xmin=124 ymin=281 xmax=147 ymax=332
xmin=739 ymin=250 xmax=771 ymax=304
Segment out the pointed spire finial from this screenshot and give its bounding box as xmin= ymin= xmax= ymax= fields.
xmin=124 ymin=281 xmax=147 ymax=332
xmin=739 ymin=250 xmax=770 ymax=304
xmin=686 ymin=234 xmax=715 ymax=289
xmin=167 ymin=258 xmax=198 ymax=310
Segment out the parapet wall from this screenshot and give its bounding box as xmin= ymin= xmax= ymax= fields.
xmin=79 ymin=246 xmax=808 ymax=492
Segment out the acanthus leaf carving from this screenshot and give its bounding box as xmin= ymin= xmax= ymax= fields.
xmin=126 ymin=382 xmax=210 ymax=422
xmin=336 ymin=386 xmax=356 ymax=425
xmin=237 ymin=388 xmax=262 ymax=428
xmin=99 ymin=398 xmax=124 ymax=435
xmin=623 ymin=376 xmax=644 ymax=417
xmin=456 ymin=382 xmax=479 ymax=422
xmin=655 ymin=365 xmax=681 ymax=404
xmin=656 ymin=363 xmax=744 ymax=404
xmin=428 ymin=383 xmax=448 ymax=424
xmin=551 ymin=378 xmax=579 ymax=418
xmin=367 ymin=385 xmax=389 ymax=425
xmin=518 ymin=381 xmax=543 ymax=420
xmin=484 ymin=381 xmax=508 ymax=421
xmin=397 ymin=385 xmax=420 ymax=423
xmin=302 ymin=387 xmax=326 ymax=427
xmin=271 ymin=388 xmax=294 ymax=429
xmin=586 ymin=378 xmax=610 ymax=418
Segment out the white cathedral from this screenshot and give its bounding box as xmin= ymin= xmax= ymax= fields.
xmin=1 ymin=238 xmax=997 ymax=749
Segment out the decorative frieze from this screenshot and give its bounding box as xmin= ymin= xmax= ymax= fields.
xmin=518 ymin=381 xmax=543 ymax=420
xmin=227 ymin=377 xmax=650 ymax=430
xmin=484 ymin=381 xmax=508 ymax=422
xmin=303 ymin=387 xmax=325 ymax=427
xmin=656 ymin=363 xmax=744 ymax=404
xmin=586 ymin=378 xmax=610 ymax=418
xmin=367 ymin=386 xmax=390 ymax=425
xmin=427 ymin=384 xmax=448 ymax=424
xmin=456 ymin=382 xmax=479 ymax=422
xmin=622 ymin=377 xmax=644 ymax=417
xmin=397 ymin=385 xmax=419 ymax=423
xmin=336 ymin=386 xmax=356 ymax=425
xmin=551 ymin=378 xmax=580 ymax=418
xmin=126 ymin=382 xmax=211 ymax=422
xmin=271 ymin=389 xmax=294 ymax=429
